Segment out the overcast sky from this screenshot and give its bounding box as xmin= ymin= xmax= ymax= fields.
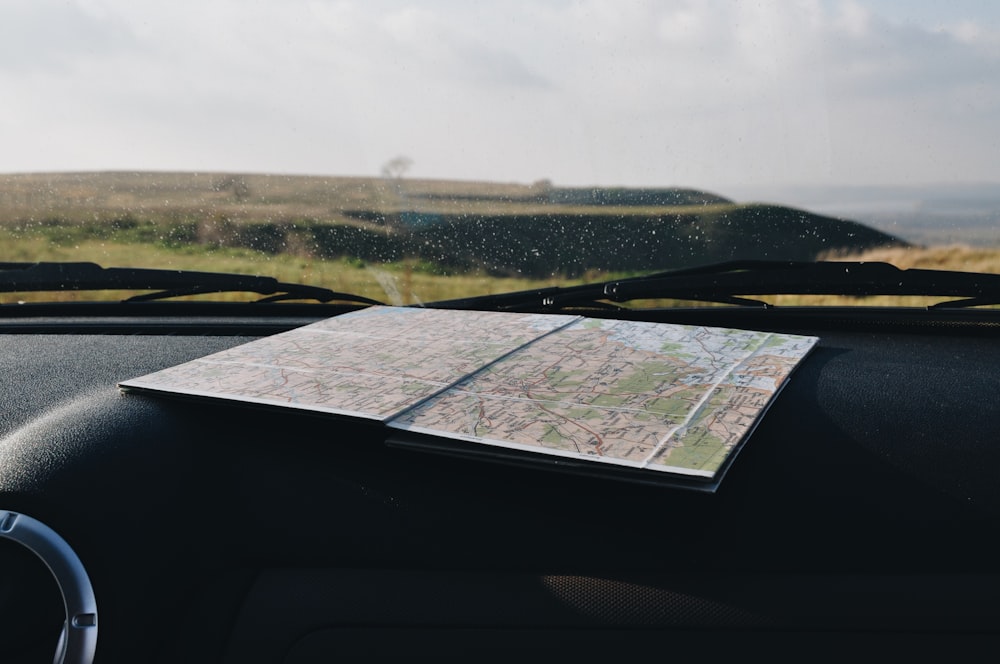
xmin=2 ymin=0 xmax=999 ymax=191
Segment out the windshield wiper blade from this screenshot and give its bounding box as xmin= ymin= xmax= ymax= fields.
xmin=0 ymin=261 xmax=385 ymax=305
xmin=425 ymin=260 xmax=1000 ymax=311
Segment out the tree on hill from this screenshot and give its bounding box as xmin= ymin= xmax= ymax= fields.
xmin=380 ymin=156 xmax=413 ymax=180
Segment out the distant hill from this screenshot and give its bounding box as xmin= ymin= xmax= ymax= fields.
xmin=381 ymin=204 xmax=907 ymax=277
xmin=0 ymin=171 xmax=908 ymax=277
xmin=723 ymin=182 xmax=1000 ymax=247
xmin=542 ymin=186 xmax=732 ymax=207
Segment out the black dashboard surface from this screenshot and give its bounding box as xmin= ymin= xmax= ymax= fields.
xmin=2 ymin=308 xmax=1000 ymax=662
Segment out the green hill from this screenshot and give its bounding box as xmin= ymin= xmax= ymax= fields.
xmin=393 ymin=204 xmax=906 ymax=277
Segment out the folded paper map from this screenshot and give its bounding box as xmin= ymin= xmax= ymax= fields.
xmin=120 ymin=306 xmax=817 ymax=486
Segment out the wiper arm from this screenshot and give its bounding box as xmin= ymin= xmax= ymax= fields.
xmin=425 ymin=260 xmax=1000 ymax=311
xmin=0 ymin=262 xmax=385 ymax=305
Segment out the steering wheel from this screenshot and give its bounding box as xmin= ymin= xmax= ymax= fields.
xmin=0 ymin=510 xmax=98 ymax=664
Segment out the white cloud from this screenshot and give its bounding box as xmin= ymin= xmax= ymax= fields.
xmin=0 ymin=0 xmax=998 ymax=188
xmin=832 ymin=0 xmax=873 ymax=37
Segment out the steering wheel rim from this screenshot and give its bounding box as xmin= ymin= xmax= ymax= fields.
xmin=0 ymin=510 xmax=98 ymax=664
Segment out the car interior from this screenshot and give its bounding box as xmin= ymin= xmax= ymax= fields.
xmin=4 ymin=1 xmax=1000 ymax=662
xmin=3 ymin=299 xmax=1000 ymax=662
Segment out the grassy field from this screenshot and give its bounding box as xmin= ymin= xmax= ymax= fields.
xmin=2 ymin=172 xmax=994 ymax=307
xmin=0 ymin=236 xmax=607 ymax=305
xmin=0 ymin=171 xmax=730 ymax=223
xmin=0 ymin=173 xmax=907 ymax=276
xmin=822 ymin=243 xmax=1000 ymax=273
xmin=759 ymin=244 xmax=1000 ymax=307
xmin=4 ymin=232 xmax=999 ymax=307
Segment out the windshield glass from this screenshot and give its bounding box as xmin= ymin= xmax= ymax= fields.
xmin=2 ymin=1 xmax=999 ymax=305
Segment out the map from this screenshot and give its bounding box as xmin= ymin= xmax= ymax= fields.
xmin=120 ymin=306 xmax=818 ymax=482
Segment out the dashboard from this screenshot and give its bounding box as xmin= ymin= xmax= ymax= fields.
xmin=3 ymin=303 xmax=1000 ymax=662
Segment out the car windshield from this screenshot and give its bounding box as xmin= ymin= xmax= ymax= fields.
xmin=2 ymin=0 xmax=998 ymax=307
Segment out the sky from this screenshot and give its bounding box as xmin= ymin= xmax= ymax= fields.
xmin=2 ymin=0 xmax=999 ymax=191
